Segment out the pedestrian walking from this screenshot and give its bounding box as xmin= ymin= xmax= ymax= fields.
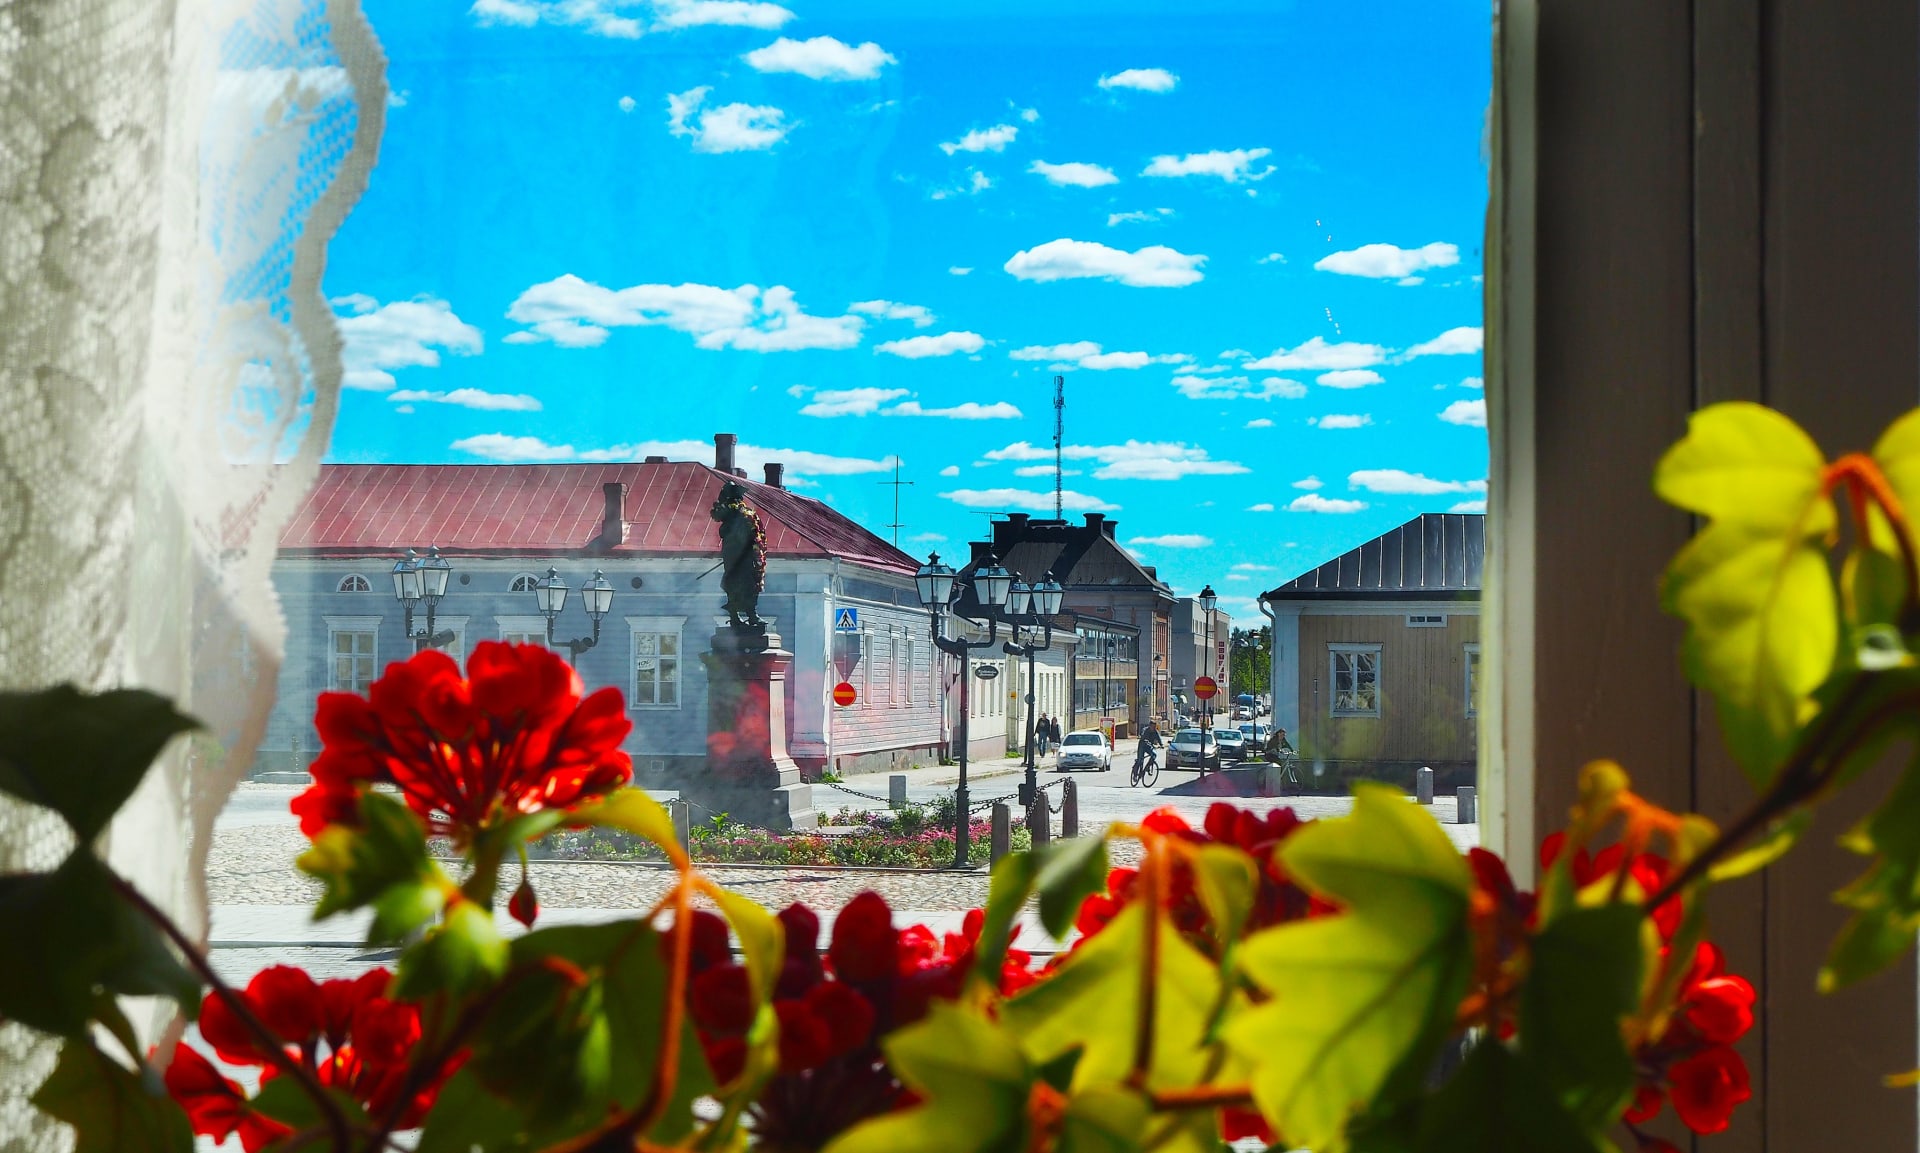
xmin=1036 ymin=714 xmax=1050 ymax=757
xmin=1050 ymin=715 xmax=1063 ymax=752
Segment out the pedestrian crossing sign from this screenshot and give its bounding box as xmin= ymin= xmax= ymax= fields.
xmin=834 ymin=607 xmax=860 ymax=632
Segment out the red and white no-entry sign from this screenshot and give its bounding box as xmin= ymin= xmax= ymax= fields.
xmin=832 ymin=681 xmax=857 ymax=707
xmin=1194 ymin=676 xmax=1219 ymax=700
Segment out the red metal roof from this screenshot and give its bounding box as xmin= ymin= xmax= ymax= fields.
xmin=279 ymin=461 xmax=919 ymax=574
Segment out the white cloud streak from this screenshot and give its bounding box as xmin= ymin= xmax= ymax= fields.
xmin=1141 ymin=148 xmax=1275 ymax=183
xmin=941 ymin=124 xmax=1018 ymax=155
xmin=331 ymin=294 xmax=483 ymax=391
xmin=1289 ymin=494 xmax=1369 ymax=513
xmin=1314 ymin=242 xmax=1459 ymax=280
xmin=666 ymin=86 xmax=790 ymax=152
xmin=798 ymin=387 xmax=909 ymax=417
xmin=983 ymin=439 xmax=1246 ymax=481
xmin=941 ymin=487 xmax=1119 ymax=513
xmin=875 ymin=331 xmax=985 ymax=358
xmin=1098 ymin=68 xmax=1178 ymax=92
xmin=1029 ymin=159 xmax=1118 ymax=187
xmin=1439 ymin=398 xmax=1487 ymax=427
xmin=1244 ymin=337 xmax=1386 ymax=371
xmin=1317 ymin=369 xmax=1384 ymax=389
xmin=1348 ymin=469 xmax=1487 ymax=495
xmin=743 ymin=35 xmax=895 ymax=80
xmin=1313 ymin=415 xmax=1373 ymax=429
xmin=1004 ymin=238 xmax=1205 ymax=287
xmin=387 ymin=388 xmax=540 ymax=412
xmin=849 ymin=299 xmax=935 ymax=327
xmin=1129 ymin=534 xmax=1213 ymax=548
xmin=1404 ymin=326 xmax=1484 ymax=358
xmin=452 ymin=433 xmax=898 ymax=475
xmin=505 ymin=274 xmax=861 ymax=352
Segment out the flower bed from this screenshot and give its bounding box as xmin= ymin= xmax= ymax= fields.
xmin=541 ymin=805 xmax=1031 ymax=868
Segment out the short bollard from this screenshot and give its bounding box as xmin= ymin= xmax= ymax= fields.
xmin=1457 ymin=785 xmax=1477 ymax=824
xmin=669 ymin=798 xmax=692 ymax=858
xmin=1062 ymin=779 xmax=1079 ymax=838
xmin=1416 ymin=766 xmax=1434 ymax=805
xmin=1029 ymin=795 xmax=1050 ymax=848
xmin=990 ymin=802 xmax=1011 ymax=864
xmin=889 ymin=773 xmax=909 ymax=810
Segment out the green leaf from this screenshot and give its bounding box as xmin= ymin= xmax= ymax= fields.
xmin=248 ymin=1077 xmax=370 ymax=1136
xmin=824 ymin=1003 xmax=1031 ymax=1153
xmin=567 ymin=788 xmax=682 ymax=858
xmin=1708 ymin=810 xmax=1813 ymax=882
xmin=1056 ymin=1085 xmax=1151 ymax=1153
xmin=1823 ymin=751 xmax=1920 ymax=991
xmin=393 ymin=900 xmax=508 ymax=1000
xmin=298 ymin=790 xmax=446 ymax=940
xmin=972 ymin=851 xmax=1041 ymax=987
xmin=1034 ymin=834 xmax=1110 ymax=939
xmin=1401 ymin=1043 xmax=1602 ymax=1153
xmin=1223 ymin=784 xmax=1473 ymax=1153
xmin=1517 ymin=904 xmax=1642 ymax=1127
xmin=1190 ymin=843 xmax=1259 ymax=946
xmin=709 ymin=887 xmax=783 ymax=1004
xmin=0 ymin=852 xmax=201 ymax=1037
xmin=1870 ymin=408 xmax=1920 ymax=539
xmin=0 ymin=687 xmax=199 ymax=843
xmin=30 ymin=1039 xmax=193 ymax=1153
xmin=1655 ymin=402 xmax=1838 ymax=781
xmin=1001 ymin=901 xmax=1224 ymax=1090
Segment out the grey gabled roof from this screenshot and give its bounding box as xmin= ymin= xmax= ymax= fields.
xmin=1263 ymin=513 xmax=1484 ymax=600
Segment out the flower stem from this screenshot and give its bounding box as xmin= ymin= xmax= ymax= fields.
xmin=1128 ymin=836 xmax=1164 ymax=1089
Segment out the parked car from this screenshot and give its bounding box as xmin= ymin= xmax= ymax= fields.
xmin=1213 ymin=726 xmax=1248 ymax=763
xmin=1238 ymin=722 xmax=1273 ymax=753
xmin=1056 ymin=729 xmax=1112 ymax=771
xmin=1232 ymin=705 xmax=1254 ymax=721
xmin=1168 ymin=727 xmax=1219 ymax=771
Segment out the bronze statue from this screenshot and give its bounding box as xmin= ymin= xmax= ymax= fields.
xmin=710 ymin=481 xmax=767 ymax=631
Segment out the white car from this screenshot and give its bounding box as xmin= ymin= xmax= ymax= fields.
xmin=1056 ymin=729 xmax=1112 ymax=771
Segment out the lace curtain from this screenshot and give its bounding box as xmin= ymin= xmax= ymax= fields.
xmin=0 ymin=0 xmax=384 ymax=1146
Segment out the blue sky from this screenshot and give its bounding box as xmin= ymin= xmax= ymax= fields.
xmin=324 ymin=0 xmax=1491 ymax=620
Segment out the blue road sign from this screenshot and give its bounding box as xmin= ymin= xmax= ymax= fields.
xmin=834 ymin=607 xmax=860 ymax=632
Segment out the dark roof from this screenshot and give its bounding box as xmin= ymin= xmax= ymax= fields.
xmin=964 ymin=514 xmax=1172 ymax=594
xmin=279 ymin=461 xmax=919 ymax=574
xmin=1263 ymin=513 xmax=1483 ymax=600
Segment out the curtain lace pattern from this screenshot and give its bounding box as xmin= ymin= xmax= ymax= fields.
xmin=0 ymin=0 xmax=384 ymax=1146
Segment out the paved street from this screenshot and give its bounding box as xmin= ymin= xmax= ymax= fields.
xmin=206 ymin=744 xmax=1477 ymax=986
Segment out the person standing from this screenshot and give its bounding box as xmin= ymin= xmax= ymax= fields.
xmin=1050 ymin=714 xmax=1063 ymax=749
xmin=1036 ymin=714 xmax=1050 ymax=757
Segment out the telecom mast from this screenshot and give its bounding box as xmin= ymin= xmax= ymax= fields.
xmin=1052 ymin=375 xmax=1065 ymax=518
xmin=878 ymin=457 xmax=913 ymax=546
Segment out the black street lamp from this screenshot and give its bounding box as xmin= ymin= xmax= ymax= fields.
xmin=534 ymin=566 xmax=615 ymax=663
xmin=1199 ymin=584 xmax=1218 ymax=741
xmin=915 ymin=551 xmax=1013 ymax=868
xmin=1002 ymin=572 xmax=1065 ymax=807
xmin=392 ymin=547 xmax=457 ymax=650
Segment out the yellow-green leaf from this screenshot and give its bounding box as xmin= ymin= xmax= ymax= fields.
xmin=1223 ymin=785 xmax=1473 ymax=1153
xmin=824 ymin=1003 xmax=1030 ymax=1153
xmin=1656 ymin=403 xmax=1838 ymax=781
xmin=1871 ymin=407 xmax=1920 ymax=525
xmin=1707 ymin=810 xmax=1812 ymax=882
xmin=1824 ymin=751 xmax=1920 ymax=991
xmin=709 ymin=888 xmax=783 ymax=1003
xmin=569 ymin=789 xmax=684 ymax=863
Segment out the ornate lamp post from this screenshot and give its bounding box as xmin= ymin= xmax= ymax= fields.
xmin=534 ymin=566 xmax=615 ymax=663
xmin=915 ymin=551 xmax=1012 ymax=868
xmin=1003 ymin=572 xmax=1065 ymax=807
xmin=392 ymin=546 xmax=457 ymax=649
xmin=1199 ymin=583 xmax=1218 ymax=737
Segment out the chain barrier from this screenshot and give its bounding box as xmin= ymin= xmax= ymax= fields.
xmin=816 ymin=780 xmax=896 ymax=807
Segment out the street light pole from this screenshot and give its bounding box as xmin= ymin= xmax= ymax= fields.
xmin=392 ymin=547 xmax=457 ymax=650
xmin=1199 ymin=584 xmax=1218 ymax=745
xmin=533 ymin=567 xmax=615 ymax=664
xmin=915 ymin=552 xmax=1013 ymax=868
xmin=1002 ymin=573 xmax=1063 ymax=808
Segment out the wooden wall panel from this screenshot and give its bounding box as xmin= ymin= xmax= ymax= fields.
xmin=1296 ymin=613 xmax=1479 ymax=764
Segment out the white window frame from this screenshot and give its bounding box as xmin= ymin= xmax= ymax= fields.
xmin=336 ymin=573 xmax=371 ymax=593
xmin=496 ymin=614 xmax=549 ymax=648
xmin=860 ymin=629 xmax=873 ymax=708
xmin=627 ymin=615 xmax=686 ymax=711
xmin=1329 ymin=643 xmax=1383 ymax=718
xmin=324 ymin=615 xmax=381 ymax=693
xmin=1464 ymin=643 xmax=1481 ymax=718
xmin=904 ymin=638 xmax=916 ymax=707
xmin=508 ymin=572 xmax=541 ymax=593
xmin=1406 ymin=613 xmax=1448 ymax=628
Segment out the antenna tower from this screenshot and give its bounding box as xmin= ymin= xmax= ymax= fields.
xmin=1052 ymin=374 xmax=1065 ymax=518
xmin=878 ymin=457 xmax=913 ymax=546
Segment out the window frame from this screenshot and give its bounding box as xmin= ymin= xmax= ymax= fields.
xmin=324 ymin=614 xmax=381 ymax=693
xmin=336 ymin=573 xmax=371 ymax=593
xmin=508 ymin=572 xmax=541 ymax=593
xmin=496 ymin=613 xmax=549 ymax=648
xmin=627 ymin=614 xmax=685 ymax=711
xmin=1328 ymin=643 xmax=1383 ymax=718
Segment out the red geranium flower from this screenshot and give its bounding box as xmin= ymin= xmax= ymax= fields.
xmin=291 ymin=642 xmax=632 ymax=841
xmin=163 ymin=1043 xmax=292 ymax=1153
xmin=1668 ymin=1045 xmax=1752 ymax=1134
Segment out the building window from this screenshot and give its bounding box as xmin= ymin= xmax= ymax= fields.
xmin=1329 ymin=644 xmax=1382 ymax=717
xmin=904 ymin=639 xmax=916 ymax=706
xmin=496 ymin=614 xmax=549 ymax=648
xmin=1465 ymin=643 xmax=1481 ymax=718
xmin=1407 ymin=613 xmax=1448 ymax=628
xmin=509 ymin=572 xmax=540 ymax=593
xmin=628 ymin=616 xmax=686 ymax=709
xmin=330 ymin=628 xmax=376 ymax=692
xmin=337 ymin=573 xmax=371 ymax=593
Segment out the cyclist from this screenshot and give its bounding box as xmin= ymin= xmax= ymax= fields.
xmin=1266 ymin=727 xmax=1300 ymax=794
xmin=1131 ymin=721 xmax=1164 ymax=786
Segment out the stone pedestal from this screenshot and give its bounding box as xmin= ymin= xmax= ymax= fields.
xmin=684 ymin=627 xmax=816 ymax=830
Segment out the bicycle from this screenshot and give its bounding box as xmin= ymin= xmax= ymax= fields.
xmin=1270 ymin=749 xmax=1302 ymax=795
xmin=1129 ymin=745 xmax=1160 ymax=789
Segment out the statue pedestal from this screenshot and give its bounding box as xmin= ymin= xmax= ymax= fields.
xmin=686 ymin=627 xmax=816 ymax=830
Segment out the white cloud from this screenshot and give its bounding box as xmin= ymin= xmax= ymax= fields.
xmin=387 ymin=388 xmax=540 ymax=412
xmin=1016 ymin=104 xmax=1041 ymax=123
xmin=388 ymin=89 xmax=409 ymax=108
xmin=1313 ymin=414 xmax=1373 ymax=429
xmin=940 ymin=124 xmax=1018 ymax=155
xmin=743 ymin=35 xmax=895 ymax=81
xmin=1317 ymin=369 xmax=1384 ymax=389
xmin=1289 ymin=494 xmax=1369 ymax=513
xmin=886 ymin=400 xmax=1021 ymax=419
xmin=1461 ymin=376 xmax=1484 ymax=389
xmin=1029 ymin=160 xmax=1118 ymax=187
xmin=911 ymin=531 xmax=947 ymax=543
xmin=1011 ymin=341 xmax=1101 ymax=361
xmin=1129 ymin=534 xmax=1213 ymax=548
xmin=938 ymin=465 xmax=961 ymax=477
xmin=1291 ymin=476 xmax=1323 ymax=490
xmin=798 ymin=387 xmax=909 ymax=417
xmin=450 ymin=433 xmax=576 ymax=461
xmin=618 ymin=95 xmax=636 ymax=113
xmin=654 ymin=0 xmax=793 ymax=29
xmin=1013 ymin=464 xmax=1082 ymax=477
xmin=1314 ymin=242 xmax=1460 ymax=280
xmin=469 ymin=0 xmax=641 ymax=37
xmin=1079 ymin=351 xmax=1152 ymax=370
xmin=849 ymin=299 xmax=935 ymax=327
xmin=470 ymin=0 xmax=541 ymax=27
xmin=1257 ymin=252 xmax=1286 ymax=264
xmin=454 ymin=433 xmax=897 ymax=475
xmin=930 ymin=169 xmax=993 ymax=199
xmin=505 ymin=275 xmax=862 ymax=352
xmin=983 ymin=439 xmax=1246 ymax=481
xmin=1439 ymin=398 xmax=1487 ymax=427
xmin=666 ymin=87 xmax=790 ymax=153
xmin=1404 ymin=326 xmax=1484 ymax=358
xmin=1244 ymin=337 xmax=1386 ymax=371
xmin=1170 ymin=375 xmax=1302 ymax=401
xmin=1107 ymin=208 xmax=1173 ymax=227
xmin=1232 ymin=563 xmax=1275 ymax=571
xmin=1247 ymin=502 xmax=1274 ymax=512
xmin=1142 ymin=148 xmax=1275 ymax=183
xmin=1245 ymin=418 xmax=1273 ymax=429
xmin=1012 ymin=341 xmax=1181 ymax=371
xmin=1348 ymin=469 xmax=1487 ymax=495
xmin=1450 ymin=499 xmax=1487 ymax=513
xmin=942 ymin=487 xmax=1119 ymax=513
xmin=331 ymin=295 xmax=483 ymax=391
xmin=875 ymin=331 xmax=985 ymax=358
xmin=948 ymin=266 xmax=973 ymax=276
xmin=1004 ymin=238 xmax=1205 ymax=288
xmin=1098 ymin=68 xmax=1178 ymax=93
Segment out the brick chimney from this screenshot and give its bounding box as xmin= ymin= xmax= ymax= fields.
xmin=601 ymin=482 xmax=626 ymax=548
xmin=764 ymin=462 xmax=785 ymax=489
xmin=714 ymin=433 xmax=737 ymax=473
xmin=644 ymin=454 xmax=667 ymax=464
xmin=1084 ymin=513 xmax=1105 ymax=533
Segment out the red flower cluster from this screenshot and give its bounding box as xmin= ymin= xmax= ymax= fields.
xmin=1074 ymin=804 xmax=1326 ymax=952
xmin=1541 ymin=835 xmax=1756 ymax=1138
xmin=164 ymin=967 xmax=452 ymax=1152
xmin=291 ymin=642 xmax=632 ymax=841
